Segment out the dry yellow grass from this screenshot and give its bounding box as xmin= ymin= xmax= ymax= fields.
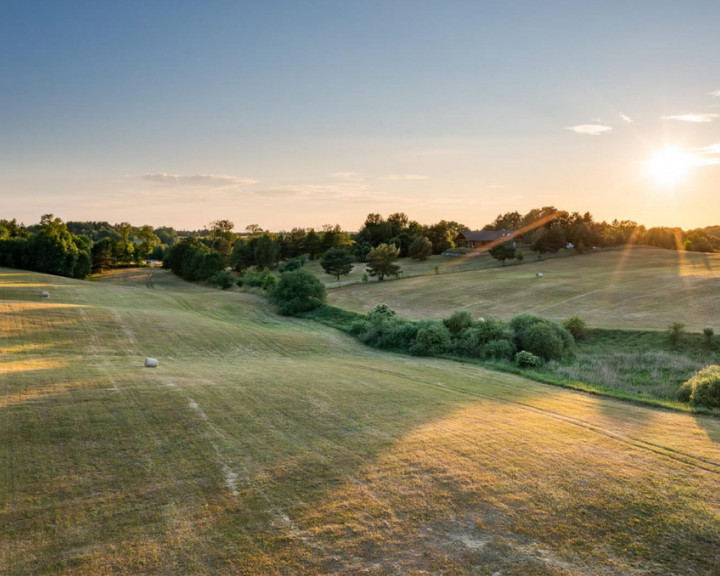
xmin=1 ymin=266 xmax=719 ymax=574
xmin=327 ymin=246 xmax=720 ymax=331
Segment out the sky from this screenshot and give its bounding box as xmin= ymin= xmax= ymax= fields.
xmin=1 ymin=0 xmax=719 ymax=231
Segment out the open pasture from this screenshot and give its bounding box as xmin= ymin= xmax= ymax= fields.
xmin=327 ymin=246 xmax=720 ymax=331
xmin=2 ymin=267 xmax=720 ymax=574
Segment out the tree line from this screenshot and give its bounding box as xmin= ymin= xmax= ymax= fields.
xmin=1 ymin=208 xmax=719 ymax=281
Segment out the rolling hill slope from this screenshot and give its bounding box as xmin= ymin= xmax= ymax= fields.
xmin=327 ymin=246 xmax=720 ymax=331
xmin=1 ymin=266 xmax=719 ymax=575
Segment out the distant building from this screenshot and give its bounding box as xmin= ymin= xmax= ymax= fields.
xmin=455 ymin=229 xmax=511 ymax=249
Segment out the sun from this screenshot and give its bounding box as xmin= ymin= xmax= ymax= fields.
xmin=645 ymin=147 xmax=694 ymax=187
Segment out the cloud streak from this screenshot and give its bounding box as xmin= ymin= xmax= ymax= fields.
xmin=565 ymin=124 xmax=613 ymax=136
xmin=660 ymin=113 xmax=719 ymax=123
xmin=379 ymin=174 xmax=430 ymax=181
xmin=691 ymin=143 xmax=720 ymax=165
xmin=141 ymin=173 xmax=258 ymax=188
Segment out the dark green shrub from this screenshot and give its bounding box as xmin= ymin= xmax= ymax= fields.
xmin=443 ymin=310 xmax=474 ymax=335
xmin=456 ymin=328 xmax=481 ymax=357
xmin=668 ymin=322 xmax=685 ymax=345
xmin=239 ymin=267 xmax=274 ymax=288
xmin=511 ymin=314 xmax=574 ymax=360
xmin=279 ymin=257 xmax=304 ymax=272
xmin=350 ymin=320 xmax=368 ymax=335
xmin=209 ymin=270 xmax=234 ymax=289
xmin=410 ymin=321 xmax=452 ymax=356
xmin=475 ymin=318 xmax=514 ymax=344
xmin=482 ymin=339 xmax=516 ymax=360
xmin=261 ymin=274 xmax=277 ymax=291
xmin=456 ymin=318 xmax=515 ymax=359
xmin=682 ymin=365 xmax=720 ymax=408
xmin=268 ymin=268 xmax=326 ymax=316
xmin=408 ymin=236 xmax=433 ymax=261
xmin=523 ymin=323 xmax=567 ymax=360
xmin=367 ymin=303 xmax=396 ymax=323
xmin=377 ymin=320 xmax=419 ymax=350
xmin=516 ymin=350 xmax=541 ymax=368
xmin=563 ymin=316 xmax=587 ymax=340
xmin=703 ymin=327 xmax=714 ymax=348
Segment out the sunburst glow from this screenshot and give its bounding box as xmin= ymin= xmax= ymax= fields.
xmin=645 ymin=147 xmax=694 ymax=187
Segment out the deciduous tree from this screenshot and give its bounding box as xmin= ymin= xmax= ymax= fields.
xmin=365 ymin=243 xmax=400 ymax=281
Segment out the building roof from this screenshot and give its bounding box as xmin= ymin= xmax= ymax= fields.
xmin=456 ymin=229 xmax=510 ymax=242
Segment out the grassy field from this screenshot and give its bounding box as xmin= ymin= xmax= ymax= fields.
xmin=2 ymin=266 xmax=720 ymax=574
xmin=303 ymin=246 xmax=582 ymax=288
xmin=326 ymin=246 xmax=720 ymax=331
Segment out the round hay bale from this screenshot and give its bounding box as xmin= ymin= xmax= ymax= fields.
xmin=144 ymin=357 xmax=158 ymax=368
xmin=536 ymin=272 xmax=543 ymax=278
xmin=41 ymin=291 xmax=50 ymax=298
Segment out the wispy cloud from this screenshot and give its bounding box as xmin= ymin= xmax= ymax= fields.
xmin=259 ymin=181 xmax=370 ymax=201
xmin=691 ymin=143 xmax=720 ymax=165
xmin=565 ymin=124 xmax=613 ymax=136
xmin=660 ymin=113 xmax=719 ymax=123
xmin=141 ymin=173 xmax=258 ymax=187
xmin=711 ymin=90 xmax=720 ymax=97
xmin=379 ymin=174 xmax=430 ymax=181
xmin=619 ymin=113 xmax=635 ymax=124
xmin=331 ymin=171 xmax=363 ymax=179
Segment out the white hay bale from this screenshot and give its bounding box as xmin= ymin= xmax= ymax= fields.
xmin=536 ymin=272 xmax=543 ymax=278
xmin=144 ymin=358 xmax=158 ymax=368
xmin=41 ymin=291 xmax=50 ymax=298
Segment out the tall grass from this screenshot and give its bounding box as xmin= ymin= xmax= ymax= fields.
xmin=550 ymin=351 xmax=704 ymax=399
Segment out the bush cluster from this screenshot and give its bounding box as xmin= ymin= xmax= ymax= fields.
xmin=208 ymin=270 xmax=234 ymax=289
xmin=350 ymin=307 xmax=575 ymax=363
xmin=510 ymin=314 xmax=574 ymax=360
xmin=268 ymin=268 xmax=326 ymax=316
xmin=238 ymin=267 xmax=275 ymax=289
xmin=563 ymin=316 xmax=587 ymax=340
xmin=679 ymin=365 xmax=720 ymax=408
xmin=515 ymin=350 xmax=542 ymax=368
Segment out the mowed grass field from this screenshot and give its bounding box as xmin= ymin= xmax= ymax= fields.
xmin=327 ymin=246 xmax=720 ymax=331
xmin=2 ymin=266 xmax=720 ymax=575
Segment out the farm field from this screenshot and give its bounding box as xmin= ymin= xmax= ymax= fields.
xmin=2 ymin=266 xmax=720 ymax=575
xmin=305 ymin=249 xmax=507 ymax=287
xmin=326 ymin=246 xmax=720 ymax=331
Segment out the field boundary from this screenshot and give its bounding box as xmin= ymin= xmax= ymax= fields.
xmin=302 ymin=304 xmax=716 ymax=416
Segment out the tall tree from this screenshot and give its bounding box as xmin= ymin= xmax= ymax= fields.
xmin=254 ymin=233 xmax=280 ymax=269
xmin=27 ymin=214 xmax=91 ymax=278
xmin=365 ymin=243 xmax=401 ymax=281
xmin=320 ymin=247 xmax=354 ymax=280
xmin=320 ymin=224 xmax=353 ymax=252
xmin=408 ymin=236 xmax=433 ymax=261
xmin=137 ymin=225 xmax=161 ymax=260
xmin=208 ymin=220 xmax=235 ymax=262
xmin=304 ymin=229 xmax=321 ymax=259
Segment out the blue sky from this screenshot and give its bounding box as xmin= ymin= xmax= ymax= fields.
xmin=2 ymin=1 xmax=719 ymax=230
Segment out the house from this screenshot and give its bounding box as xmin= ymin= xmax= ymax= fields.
xmin=455 ymin=229 xmax=511 ymax=249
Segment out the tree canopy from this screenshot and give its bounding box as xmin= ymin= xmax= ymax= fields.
xmin=365 ymin=243 xmax=401 ymax=281
xmin=320 ymin=247 xmax=354 ymax=280
xmin=269 ymin=268 xmax=326 ymax=315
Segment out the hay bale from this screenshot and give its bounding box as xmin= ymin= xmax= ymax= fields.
xmin=536 ymin=272 xmax=543 ymax=278
xmin=41 ymin=291 xmax=50 ymax=298
xmin=144 ymin=358 xmax=158 ymax=368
